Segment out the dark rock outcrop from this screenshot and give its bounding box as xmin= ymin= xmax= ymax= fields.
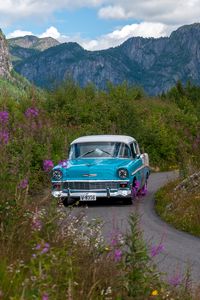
xmin=0 ymin=30 xmax=12 ymax=78
xmin=174 ymin=171 xmax=200 ymax=193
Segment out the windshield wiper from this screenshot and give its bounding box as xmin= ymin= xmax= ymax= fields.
xmin=77 ymin=148 xmax=112 ymax=158
xmin=99 ymin=149 xmax=112 ymax=156
xmin=78 ymin=150 xmax=95 ymax=158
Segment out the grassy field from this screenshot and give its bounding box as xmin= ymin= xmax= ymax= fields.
xmin=1 ymin=78 xmax=200 ymax=299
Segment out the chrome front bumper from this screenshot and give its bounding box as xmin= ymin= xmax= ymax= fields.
xmin=52 ymin=180 xmax=132 ymax=199
xmin=52 ymin=189 xmax=132 ymax=199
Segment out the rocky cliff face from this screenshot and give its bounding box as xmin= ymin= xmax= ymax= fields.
xmin=0 ymin=30 xmax=12 ymax=78
xmin=13 ymin=23 xmax=200 ymax=95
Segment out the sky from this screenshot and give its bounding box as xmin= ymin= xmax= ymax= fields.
xmin=0 ymin=0 xmax=200 ymax=50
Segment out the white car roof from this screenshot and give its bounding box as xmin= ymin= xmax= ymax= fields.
xmin=71 ymin=135 xmax=136 ymax=145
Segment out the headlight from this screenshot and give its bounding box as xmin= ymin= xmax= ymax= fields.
xmin=52 ymin=169 xmax=63 ymax=180
xmin=118 ymin=168 xmax=128 ymax=179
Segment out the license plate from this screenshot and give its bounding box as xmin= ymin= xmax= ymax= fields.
xmin=80 ymin=193 xmax=96 ymax=201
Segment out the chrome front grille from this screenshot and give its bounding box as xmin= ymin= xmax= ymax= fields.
xmin=63 ymin=181 xmax=119 ymax=191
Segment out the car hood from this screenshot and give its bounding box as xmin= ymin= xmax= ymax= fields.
xmin=54 ymin=158 xmax=134 ymax=180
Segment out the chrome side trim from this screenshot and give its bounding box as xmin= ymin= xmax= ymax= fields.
xmin=52 ymin=179 xmax=129 ymax=183
xmin=131 ymin=165 xmax=148 ymax=176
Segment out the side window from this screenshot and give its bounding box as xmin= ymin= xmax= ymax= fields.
xmin=118 ymin=143 xmax=131 ymax=158
xmin=124 ymin=144 xmax=131 ymax=158
xmin=134 ymin=142 xmax=140 ymax=155
xmin=130 ymin=143 xmax=136 ymax=158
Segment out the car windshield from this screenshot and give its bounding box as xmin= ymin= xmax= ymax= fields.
xmin=69 ymin=142 xmax=132 ymax=159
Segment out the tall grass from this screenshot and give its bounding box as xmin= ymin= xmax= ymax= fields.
xmin=0 ymin=79 xmax=200 ymax=298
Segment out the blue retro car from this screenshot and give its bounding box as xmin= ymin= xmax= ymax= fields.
xmin=51 ymin=135 xmax=150 ymax=205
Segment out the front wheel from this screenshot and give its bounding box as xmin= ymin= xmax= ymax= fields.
xmin=61 ymin=197 xmax=69 ymax=207
xmin=123 ymin=197 xmax=133 ymax=205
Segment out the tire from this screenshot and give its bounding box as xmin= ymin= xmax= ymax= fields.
xmin=62 ymin=197 xmax=69 ymax=207
xmin=123 ymin=197 xmax=133 ymax=205
xmin=131 ymin=177 xmax=138 ymax=198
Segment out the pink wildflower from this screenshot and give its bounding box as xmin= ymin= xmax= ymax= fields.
xmin=18 ymin=178 xmax=28 ymax=189
xmin=43 ymin=160 xmax=54 ymax=172
xmin=35 ymin=242 xmax=50 ymax=254
xmin=41 ymin=243 xmax=50 ymax=254
xmin=0 ymin=130 xmax=9 ymax=144
xmin=0 ymin=111 xmax=9 ymax=124
xmin=42 ymin=293 xmax=49 ymax=300
xmin=32 ymin=214 xmax=42 ymax=231
xmin=58 ymin=159 xmax=68 ymax=168
xmin=35 ymin=244 xmax=41 ymax=250
xmin=109 ymin=229 xmax=123 ymax=247
xmin=25 ymin=107 xmax=39 ymax=118
xmin=114 ymin=249 xmax=122 ymax=262
xmin=169 ymin=273 xmax=182 ymax=287
xmin=132 ymin=180 xmax=140 ymax=197
xmin=151 ymin=243 xmax=165 ymax=257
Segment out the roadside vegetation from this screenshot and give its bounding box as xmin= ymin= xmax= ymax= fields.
xmin=0 ymin=78 xmax=200 ymax=299
xmin=155 ymin=173 xmax=200 ymax=237
xmin=155 ymin=81 xmax=200 ymax=237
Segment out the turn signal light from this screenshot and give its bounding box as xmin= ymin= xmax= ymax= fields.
xmin=53 ymin=184 xmax=61 ymax=190
xmin=120 ymin=182 xmax=128 ymax=188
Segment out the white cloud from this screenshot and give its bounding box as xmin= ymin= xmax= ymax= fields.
xmin=0 ymin=0 xmax=199 ymax=29
xmin=6 ymin=27 xmax=63 ymax=40
xmin=1 ymin=0 xmax=200 ymax=31
xmin=98 ymin=5 xmax=126 ymax=19
xmin=81 ymin=22 xmax=173 ymax=50
xmin=98 ymin=1 xmax=200 ymax=26
xmin=56 ymin=22 xmax=175 ymax=50
xmin=0 ymin=0 xmax=107 ymax=23
xmin=7 ymin=30 xmax=33 ymax=38
xmin=39 ymin=26 xmax=61 ymax=39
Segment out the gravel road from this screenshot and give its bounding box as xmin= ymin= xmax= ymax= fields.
xmin=70 ymin=172 xmax=200 ymax=284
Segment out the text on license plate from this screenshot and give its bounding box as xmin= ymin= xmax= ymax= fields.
xmin=80 ymin=193 xmax=96 ymax=201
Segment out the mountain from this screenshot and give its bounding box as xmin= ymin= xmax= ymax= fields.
xmin=8 ymin=35 xmax=60 ymax=51
xmin=11 ymin=23 xmax=200 ymax=94
xmin=8 ymin=35 xmax=60 ymax=66
xmin=0 ymin=29 xmax=12 ymax=78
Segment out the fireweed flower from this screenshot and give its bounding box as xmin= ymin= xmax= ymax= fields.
xmin=109 ymin=229 xmax=124 ymax=247
xmin=114 ymin=249 xmax=122 ymax=262
xmin=151 ymin=243 xmax=165 ymax=257
xmin=169 ymin=273 xmax=182 ymax=287
xmin=35 ymin=242 xmax=50 ymax=255
xmin=18 ymin=178 xmax=28 ymax=189
xmin=58 ymin=159 xmax=68 ymax=168
xmin=132 ymin=180 xmax=140 ymax=197
xmin=42 ymin=293 xmax=49 ymax=300
xmin=35 ymin=244 xmax=41 ymax=250
xmin=32 ymin=214 xmax=42 ymax=231
xmin=139 ymin=182 xmax=148 ymax=196
xmin=25 ymin=107 xmax=39 ymax=118
xmin=41 ymin=243 xmax=50 ymax=254
xmin=0 ymin=130 xmax=9 ymax=144
xmin=0 ymin=111 xmax=9 ymax=124
xmin=43 ymin=159 xmax=54 ymax=172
